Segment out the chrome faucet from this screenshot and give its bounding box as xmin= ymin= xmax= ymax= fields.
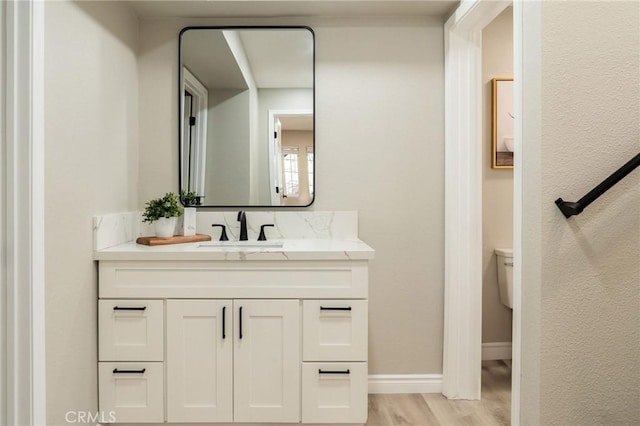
xmin=237 ymin=211 xmax=248 ymax=241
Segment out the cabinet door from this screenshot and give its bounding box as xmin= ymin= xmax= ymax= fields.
xmin=166 ymin=300 xmax=233 ymax=422
xmin=234 ymin=300 xmax=300 ymax=423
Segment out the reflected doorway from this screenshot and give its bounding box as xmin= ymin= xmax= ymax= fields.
xmin=268 ymin=110 xmax=314 ymax=206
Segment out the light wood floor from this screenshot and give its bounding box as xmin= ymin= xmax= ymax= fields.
xmin=367 ymin=360 xmax=511 ymax=426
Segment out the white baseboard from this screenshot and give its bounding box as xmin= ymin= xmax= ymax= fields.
xmin=482 ymin=342 xmax=512 ymax=360
xmin=368 ymin=374 xmax=443 ymax=394
xmin=367 ymin=345 xmax=511 ymax=394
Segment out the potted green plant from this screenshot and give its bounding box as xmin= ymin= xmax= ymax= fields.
xmin=143 ymin=192 xmax=182 ymax=238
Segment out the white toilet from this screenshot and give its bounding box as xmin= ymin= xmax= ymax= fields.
xmin=494 ymin=248 xmax=513 ymax=309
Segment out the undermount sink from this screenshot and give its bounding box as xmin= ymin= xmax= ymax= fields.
xmin=198 ymin=241 xmax=285 ymax=249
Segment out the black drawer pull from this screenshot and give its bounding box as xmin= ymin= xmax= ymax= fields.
xmin=320 ymin=306 xmax=352 ymax=311
xmin=113 ymin=306 xmax=146 ymax=311
xmin=112 ymin=368 xmax=146 ymax=374
xmin=222 ymin=306 xmax=226 ymax=339
xmin=239 ymin=306 xmax=243 ymax=339
xmin=319 ymin=369 xmax=350 ymax=375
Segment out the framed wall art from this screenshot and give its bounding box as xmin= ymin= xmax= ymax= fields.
xmin=492 ymin=77 xmax=514 ymax=169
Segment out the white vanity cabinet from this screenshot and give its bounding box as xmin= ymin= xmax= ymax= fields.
xmin=96 ymin=256 xmax=370 ymax=425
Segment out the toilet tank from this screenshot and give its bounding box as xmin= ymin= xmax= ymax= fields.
xmin=494 ymin=248 xmax=513 ymax=309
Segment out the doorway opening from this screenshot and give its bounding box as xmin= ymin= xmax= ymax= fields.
xmin=181 ymin=67 xmax=208 ymax=197
xmin=443 ymin=0 xmax=522 ymax=424
xmin=479 ymin=6 xmax=514 ymax=419
xmin=268 ymin=109 xmax=313 ymax=206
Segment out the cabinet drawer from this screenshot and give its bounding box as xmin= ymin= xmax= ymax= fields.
xmin=303 ymin=300 xmax=367 ymax=361
xmin=301 ymin=362 xmax=368 ymax=424
xmin=99 ymin=362 xmax=164 ymax=423
xmin=99 ymin=299 xmax=163 ymax=361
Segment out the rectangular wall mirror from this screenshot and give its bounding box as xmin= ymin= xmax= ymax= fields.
xmin=179 ymin=26 xmax=315 ymax=207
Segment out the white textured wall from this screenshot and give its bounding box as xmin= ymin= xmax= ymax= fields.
xmin=481 ymin=7 xmax=513 ymax=344
xmin=521 ymin=2 xmax=640 ymax=424
xmin=138 ymin=18 xmax=445 ymax=375
xmin=44 ymin=1 xmax=139 ymax=424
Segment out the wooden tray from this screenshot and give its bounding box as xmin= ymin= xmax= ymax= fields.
xmin=136 ymin=234 xmax=211 ymax=246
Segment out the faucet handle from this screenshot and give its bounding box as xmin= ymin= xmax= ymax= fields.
xmin=211 ymin=224 xmax=229 ymax=241
xmin=258 ymin=224 xmax=275 ymax=241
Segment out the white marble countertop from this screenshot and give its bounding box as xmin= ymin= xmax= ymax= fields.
xmin=94 ymin=239 xmax=375 ymax=261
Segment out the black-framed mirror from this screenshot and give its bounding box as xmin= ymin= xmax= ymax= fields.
xmin=179 ymin=26 xmax=315 ymax=207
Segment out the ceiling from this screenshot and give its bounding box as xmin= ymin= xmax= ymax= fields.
xmin=128 ymin=1 xmax=459 ymax=19
xmin=239 ymin=30 xmax=313 ymax=88
xmin=182 ymin=30 xmax=249 ymax=89
xmin=280 ymin=115 xmax=313 ymax=131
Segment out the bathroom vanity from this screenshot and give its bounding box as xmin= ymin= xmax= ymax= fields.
xmin=94 ymin=212 xmax=373 ymax=425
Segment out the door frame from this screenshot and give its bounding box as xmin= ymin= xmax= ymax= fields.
xmin=181 ymin=67 xmax=208 ymax=197
xmin=2 ymin=0 xmax=47 ymax=425
xmin=442 ymin=0 xmax=521 ymax=423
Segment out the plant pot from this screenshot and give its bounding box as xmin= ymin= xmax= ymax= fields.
xmin=154 ymin=217 xmax=177 ymax=239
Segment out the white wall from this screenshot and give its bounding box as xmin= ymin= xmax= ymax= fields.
xmin=138 ymin=18 xmax=445 ymax=375
xmin=206 ymin=89 xmax=251 ymax=204
xmin=44 ymin=1 xmax=139 ymax=424
xmin=223 ymin=30 xmax=260 ymax=203
xmin=313 ymin=24 xmax=445 ymax=374
xmin=0 ymin=0 xmax=6 ymax=420
xmin=521 ymin=1 xmax=640 ymax=424
xmin=138 ymin=19 xmax=181 ymax=202
xmin=481 ymin=7 xmax=513 ymax=344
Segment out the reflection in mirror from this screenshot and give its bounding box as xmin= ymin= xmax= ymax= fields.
xmin=179 ymin=27 xmax=314 ymax=207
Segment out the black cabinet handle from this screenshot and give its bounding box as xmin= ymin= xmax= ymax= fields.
xmin=222 ymin=306 xmax=226 ymax=339
xmin=319 ymin=369 xmax=350 ymax=375
xmin=112 ymin=368 xmax=146 ymax=374
xmin=320 ymin=306 xmax=352 ymax=311
xmin=239 ymin=306 xmax=243 ymax=339
xmin=113 ymin=306 xmax=146 ymax=311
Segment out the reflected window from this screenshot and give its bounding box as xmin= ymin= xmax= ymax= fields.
xmin=283 ymin=147 xmax=299 ymax=197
